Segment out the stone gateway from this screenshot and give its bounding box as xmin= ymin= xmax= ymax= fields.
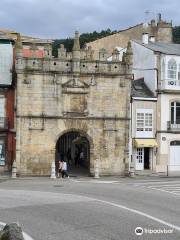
xmin=15 ymin=32 xmax=133 ymax=176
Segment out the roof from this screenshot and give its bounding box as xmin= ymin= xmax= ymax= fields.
xmin=0 ymin=29 xmax=53 ymax=44
xmin=132 ymin=78 xmax=155 ymax=98
xmin=133 ymin=40 xmax=180 ymax=55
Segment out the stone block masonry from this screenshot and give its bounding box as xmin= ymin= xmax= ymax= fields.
xmin=15 ymin=31 xmax=133 ymax=176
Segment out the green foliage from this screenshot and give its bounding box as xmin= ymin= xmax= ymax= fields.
xmin=52 ymin=27 xmax=180 ymax=57
xmin=52 ymin=28 xmax=117 ymax=57
xmin=173 ymin=26 xmax=180 ymax=44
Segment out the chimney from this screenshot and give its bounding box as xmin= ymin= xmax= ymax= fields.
xmin=149 ymin=36 xmax=155 ymax=42
xmin=142 ymin=33 xmax=149 ymax=44
xmin=157 ymin=13 xmax=162 ymax=23
xmin=151 ymin=19 xmax=156 ymax=27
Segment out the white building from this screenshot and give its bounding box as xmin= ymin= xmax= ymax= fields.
xmin=132 ymin=36 xmax=180 ymax=175
xmin=131 ymin=78 xmax=157 ymax=172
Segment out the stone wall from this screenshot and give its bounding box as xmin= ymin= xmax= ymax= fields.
xmin=15 ymin=33 xmax=133 ymax=176
xmin=87 ymin=19 xmax=172 ymax=58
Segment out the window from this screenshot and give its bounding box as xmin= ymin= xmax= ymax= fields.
xmin=0 ymin=97 xmax=5 ymax=128
xmin=136 ymin=148 xmax=144 ymax=163
xmin=0 ymin=140 xmax=5 ymax=166
xmin=167 ymin=59 xmax=177 ymax=79
xmin=136 ymin=111 xmax=153 ymax=132
xmin=137 ymin=113 xmax=144 ymax=131
xmin=162 ymin=60 xmax=165 ymax=80
xmin=171 ymin=102 xmax=180 ymax=124
xmin=136 ymin=109 xmax=153 ymax=138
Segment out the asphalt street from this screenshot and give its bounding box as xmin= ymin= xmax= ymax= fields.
xmin=0 ymin=176 xmax=180 ymax=240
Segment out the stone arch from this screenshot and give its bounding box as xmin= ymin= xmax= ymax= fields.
xmin=55 ymin=128 xmax=94 ymax=174
xmin=55 ymin=128 xmax=94 ymax=154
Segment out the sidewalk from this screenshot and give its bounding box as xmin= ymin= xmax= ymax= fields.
xmin=0 ymin=171 xmax=179 ymax=182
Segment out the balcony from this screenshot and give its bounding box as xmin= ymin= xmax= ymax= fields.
xmin=167 ymin=121 xmax=180 ymax=131
xmin=161 ymin=79 xmax=180 ymax=91
xmin=0 ymin=117 xmax=8 ymax=130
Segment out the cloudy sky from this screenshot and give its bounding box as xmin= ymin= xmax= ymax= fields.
xmin=0 ymin=0 xmax=179 ymax=39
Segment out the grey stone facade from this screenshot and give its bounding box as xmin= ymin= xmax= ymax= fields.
xmin=15 ymin=32 xmax=133 ymax=176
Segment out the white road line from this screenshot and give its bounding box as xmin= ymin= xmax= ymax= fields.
xmin=70 ymin=179 xmax=121 ymax=184
xmin=133 ymin=181 xmax=180 ymax=186
xmin=46 ymin=191 xmax=180 ymax=232
xmin=161 ymin=187 xmax=180 ymax=190
xmin=147 ymin=187 xmax=180 ymax=196
xmin=0 ymin=222 xmax=34 ymax=240
xmin=147 ymin=183 xmax=180 ymax=188
xmin=92 ymin=198 xmax=180 ymax=232
xmin=1 ymin=190 xmax=180 ymax=235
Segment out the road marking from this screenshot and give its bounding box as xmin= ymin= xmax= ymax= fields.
xmin=92 ymin=198 xmax=180 ymax=232
xmin=70 ymin=179 xmax=121 ymax=184
xmin=148 ymin=187 xmax=180 ymax=196
xmin=51 ymin=191 xmax=180 ymax=232
xmin=133 ymin=181 xmax=180 ymax=186
xmin=1 ymin=189 xmax=180 ymax=235
xmin=148 ymin=183 xmax=180 ymax=188
xmin=145 ymin=182 xmax=180 ymax=196
xmin=0 ymin=222 xmax=34 ymax=240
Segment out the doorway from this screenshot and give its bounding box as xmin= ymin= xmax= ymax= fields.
xmin=55 ymin=131 xmax=90 ymax=176
xmin=135 ymin=147 xmax=150 ymax=170
xmin=144 ymin=148 xmax=150 ymax=169
xmin=170 ymin=140 xmax=180 ymax=171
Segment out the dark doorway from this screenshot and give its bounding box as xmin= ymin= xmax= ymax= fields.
xmin=144 ymin=147 xmax=150 ymax=169
xmin=55 ymin=131 xmax=90 ymax=176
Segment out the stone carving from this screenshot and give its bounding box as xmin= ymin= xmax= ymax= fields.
xmin=29 ymin=118 xmax=44 ymax=130
xmin=62 ymin=78 xmax=89 ymax=88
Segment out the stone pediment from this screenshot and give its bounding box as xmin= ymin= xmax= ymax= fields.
xmin=62 ymin=78 xmax=89 ymax=94
xmin=62 ymin=78 xmax=89 ymax=89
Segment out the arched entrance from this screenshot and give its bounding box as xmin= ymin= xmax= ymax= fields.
xmin=55 ymin=130 xmax=90 ymax=176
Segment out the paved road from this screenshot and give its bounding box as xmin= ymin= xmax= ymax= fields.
xmin=0 ymin=176 xmax=180 ymax=240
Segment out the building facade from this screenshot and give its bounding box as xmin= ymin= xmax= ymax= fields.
xmin=15 ymin=32 xmax=133 ymax=176
xmin=87 ymin=15 xmax=172 ymax=58
xmin=0 ymin=36 xmax=15 ymax=173
xmin=132 ymin=36 xmax=180 ymax=175
xmin=131 ymin=79 xmax=157 ymax=172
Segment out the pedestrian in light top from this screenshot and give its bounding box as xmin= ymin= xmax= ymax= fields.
xmin=61 ymin=160 xmax=69 ymax=178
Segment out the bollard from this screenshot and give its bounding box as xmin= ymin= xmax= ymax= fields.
xmin=94 ymin=159 xmax=100 ymax=179
xmin=129 ymin=166 xmax=135 ymax=177
xmin=50 ymin=161 xmax=56 ymax=179
xmin=11 ymin=160 xmax=17 ymax=179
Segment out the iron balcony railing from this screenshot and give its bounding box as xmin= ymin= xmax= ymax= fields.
xmin=167 ymin=121 xmax=180 ymax=131
xmin=0 ymin=117 xmax=8 ymax=129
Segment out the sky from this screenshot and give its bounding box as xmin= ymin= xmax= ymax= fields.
xmin=0 ymin=0 xmax=180 ymax=39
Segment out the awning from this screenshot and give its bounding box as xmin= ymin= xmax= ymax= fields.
xmin=134 ymin=139 xmax=158 ymax=148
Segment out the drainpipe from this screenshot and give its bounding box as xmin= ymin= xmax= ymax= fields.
xmin=129 ymin=97 xmax=135 ymax=177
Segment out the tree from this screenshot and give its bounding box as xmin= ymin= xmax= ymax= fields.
xmin=52 ymin=29 xmax=117 ymax=56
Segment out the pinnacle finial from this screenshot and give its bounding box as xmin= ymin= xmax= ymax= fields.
xmin=15 ymin=33 xmax=23 ymax=49
xmin=73 ymin=31 xmax=80 ymax=51
xmin=126 ymin=41 xmax=133 ymax=55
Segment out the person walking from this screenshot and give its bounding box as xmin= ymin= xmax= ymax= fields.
xmin=57 ymin=160 xmax=62 ymax=178
xmin=61 ymin=160 xmax=69 ymax=178
xmin=66 ymin=148 xmax=72 ymax=166
xmin=79 ymin=150 xmax=84 ymax=166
